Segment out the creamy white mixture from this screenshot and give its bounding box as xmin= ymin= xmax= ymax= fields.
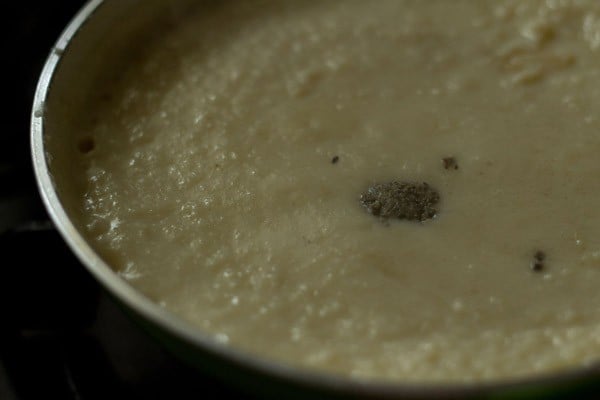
xmin=76 ymin=0 xmax=600 ymax=382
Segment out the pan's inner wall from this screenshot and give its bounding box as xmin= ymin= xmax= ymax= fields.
xmin=43 ymin=0 xmax=200 ymax=226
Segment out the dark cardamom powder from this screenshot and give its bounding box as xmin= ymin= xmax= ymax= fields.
xmin=360 ymin=181 xmax=440 ymax=222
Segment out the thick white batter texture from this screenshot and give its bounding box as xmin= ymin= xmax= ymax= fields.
xmin=77 ymin=0 xmax=600 ymax=382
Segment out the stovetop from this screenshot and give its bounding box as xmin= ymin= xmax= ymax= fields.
xmin=0 ymin=2 xmax=251 ymax=399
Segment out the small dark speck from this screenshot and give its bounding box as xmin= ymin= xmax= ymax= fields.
xmin=215 ymin=164 xmax=220 ymax=168
xmin=331 ymin=156 xmax=339 ymax=164
xmin=534 ymin=250 xmax=545 ymax=262
xmin=531 ymin=250 xmax=546 ymax=272
xmin=78 ymin=137 xmax=95 ymax=154
xmin=531 ymin=261 xmax=544 ymax=272
xmin=442 ymin=157 xmax=458 ymax=170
